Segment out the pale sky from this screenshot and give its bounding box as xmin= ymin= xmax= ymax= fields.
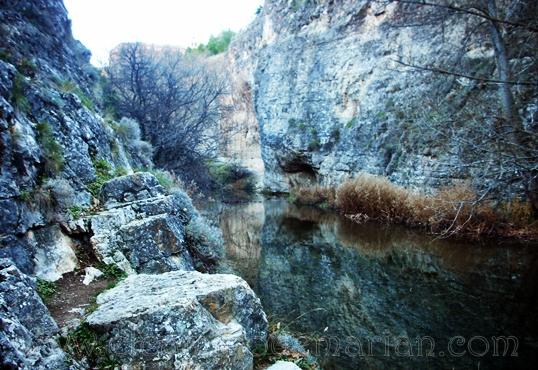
xmin=63 ymin=0 xmax=264 ymax=66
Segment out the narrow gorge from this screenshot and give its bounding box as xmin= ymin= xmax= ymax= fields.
xmin=1 ymin=0 xmax=537 ymax=369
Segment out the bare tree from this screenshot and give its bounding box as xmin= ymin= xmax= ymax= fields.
xmin=379 ymin=0 xmax=538 ymax=213
xmin=106 ymin=43 xmax=231 ymax=181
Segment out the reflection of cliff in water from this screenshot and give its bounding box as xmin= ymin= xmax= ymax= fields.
xmin=217 ymin=198 xmax=538 ymax=370
xmin=218 ymin=201 xmax=264 ymax=286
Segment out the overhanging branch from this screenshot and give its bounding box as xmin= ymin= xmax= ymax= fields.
xmin=393 ymin=59 xmax=538 ymax=86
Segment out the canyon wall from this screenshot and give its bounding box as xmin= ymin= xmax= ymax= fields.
xmin=0 ymin=0 xmax=136 ymax=274
xmin=226 ymin=0 xmax=537 ymax=195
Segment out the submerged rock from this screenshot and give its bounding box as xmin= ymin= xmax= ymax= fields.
xmin=87 ymin=270 xmax=268 ymax=369
xmin=0 ymin=258 xmax=67 ymax=369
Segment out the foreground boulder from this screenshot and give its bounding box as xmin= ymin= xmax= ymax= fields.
xmin=0 ymin=258 xmax=67 ymax=369
xmin=87 ymin=270 xmax=268 ymax=369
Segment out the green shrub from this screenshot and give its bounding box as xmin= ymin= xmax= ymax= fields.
xmin=36 ymin=279 xmax=56 ymax=302
xmin=68 ymin=205 xmax=89 ymax=219
xmin=12 ymin=73 xmax=30 ymax=112
xmin=206 ymin=160 xmax=256 ymax=196
xmin=36 ymin=122 xmax=64 ymax=175
xmin=330 ymin=127 xmax=340 ymax=141
xmin=59 ymin=322 xmax=119 ymax=369
xmin=114 ymin=167 xmax=128 ymax=177
xmin=88 ymin=159 xmax=114 ymax=197
xmin=137 ymin=168 xmax=176 ymax=190
xmin=308 ymin=138 xmax=320 ymax=151
xmin=113 ymin=117 xmax=141 ymax=142
xmin=56 ymin=79 xmax=94 ymax=111
xmin=97 ymin=263 xmax=127 ymax=281
xmin=16 ymin=58 xmax=37 ymax=76
xmin=187 ymin=30 xmax=235 ymax=55
xmin=19 ymin=189 xmax=32 ymax=202
xmin=185 ymin=216 xmax=224 ymax=257
xmin=376 ymin=111 xmax=387 ymax=120
xmin=345 ymin=117 xmax=357 ymax=129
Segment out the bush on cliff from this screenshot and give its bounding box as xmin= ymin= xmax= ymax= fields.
xmin=36 ymin=122 xmax=64 ymax=176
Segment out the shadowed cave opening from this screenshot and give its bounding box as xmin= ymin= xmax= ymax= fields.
xmin=279 ymin=156 xmax=318 ymax=180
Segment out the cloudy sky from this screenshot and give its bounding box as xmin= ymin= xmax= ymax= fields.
xmin=63 ymin=0 xmax=263 ymax=66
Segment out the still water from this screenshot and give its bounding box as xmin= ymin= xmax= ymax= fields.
xmin=205 ymin=197 xmax=538 ymax=369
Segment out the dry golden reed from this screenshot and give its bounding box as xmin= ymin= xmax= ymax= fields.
xmin=293 ymin=173 xmax=537 ymax=240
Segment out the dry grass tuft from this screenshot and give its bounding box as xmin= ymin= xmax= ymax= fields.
xmin=292 ymin=173 xmax=537 ymax=240
xmin=290 ymin=186 xmax=336 ymax=209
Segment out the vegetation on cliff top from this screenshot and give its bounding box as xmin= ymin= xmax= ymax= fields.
xmin=186 ymin=30 xmax=235 ymax=55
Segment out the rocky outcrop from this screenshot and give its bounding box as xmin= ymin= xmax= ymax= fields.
xmin=99 ymin=172 xmax=165 ymax=207
xmin=29 ymin=225 xmax=78 ymax=282
xmin=0 ymin=0 xmax=149 ymax=275
xmin=0 ymin=258 xmax=67 ymax=369
xmin=0 ymin=2 xmax=270 ymax=369
xmin=87 ymin=270 xmax=268 ymax=369
xmin=88 ymin=173 xmax=220 ymax=274
xmin=227 ymin=0 xmax=537 ymax=195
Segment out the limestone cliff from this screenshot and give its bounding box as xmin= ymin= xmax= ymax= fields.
xmin=0 ymin=0 xmax=145 ymax=274
xmin=227 ymin=0 xmax=538 ymax=195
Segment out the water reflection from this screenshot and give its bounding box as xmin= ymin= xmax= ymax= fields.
xmin=212 ymin=197 xmax=538 ymax=369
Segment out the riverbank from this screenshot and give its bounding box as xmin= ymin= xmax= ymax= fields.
xmin=288 ymin=173 xmax=538 ymax=241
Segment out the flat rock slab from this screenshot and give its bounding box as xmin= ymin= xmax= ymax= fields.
xmin=87 ymin=270 xmax=268 ymax=369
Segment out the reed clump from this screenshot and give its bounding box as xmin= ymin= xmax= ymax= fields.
xmin=289 ymin=185 xmax=336 ymax=209
xmin=293 ymin=173 xmax=537 ymax=239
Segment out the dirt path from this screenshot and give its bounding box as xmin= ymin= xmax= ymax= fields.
xmin=46 ymin=270 xmax=112 ymax=329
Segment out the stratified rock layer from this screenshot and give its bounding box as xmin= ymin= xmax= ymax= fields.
xmin=89 ymin=173 xmax=221 ymax=274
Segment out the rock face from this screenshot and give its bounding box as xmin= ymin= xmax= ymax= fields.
xmin=99 ymin=172 xmax=165 ymax=207
xmin=87 ymin=270 xmax=268 ymax=369
xmin=0 ymin=2 xmax=269 ymax=370
xmin=90 ymin=173 xmax=220 ymax=274
xmin=29 ymin=225 xmax=78 ymax=282
xmin=227 ymin=0 xmax=537 ymax=195
xmin=0 ymin=0 xmax=150 ymax=274
xmin=0 ymin=258 xmax=67 ymax=369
